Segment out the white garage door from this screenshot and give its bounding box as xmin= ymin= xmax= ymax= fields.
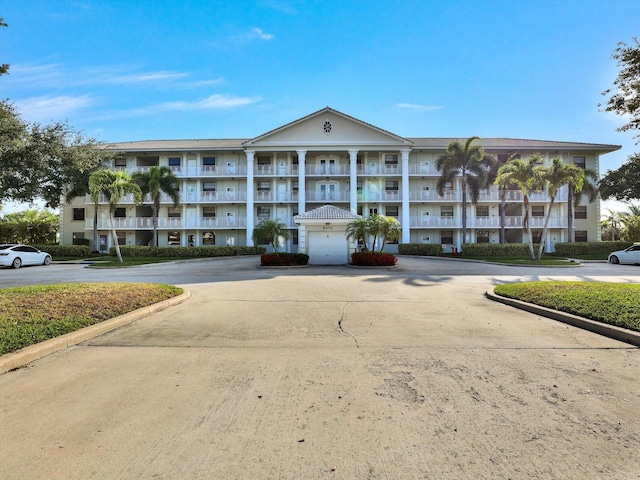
xmin=309 ymin=231 xmax=348 ymax=265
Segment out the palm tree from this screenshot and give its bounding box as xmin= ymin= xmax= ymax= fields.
xmin=376 ymin=215 xmax=401 ymax=252
xmin=601 ymin=209 xmax=623 ymax=241
xmin=537 ymin=157 xmax=584 ymax=260
xmin=567 ymin=167 xmax=598 ymax=242
xmin=436 ymin=137 xmax=491 ymax=244
xmin=495 ymin=155 xmax=545 ymax=260
xmin=484 ymin=153 xmax=518 ymax=243
xmin=620 ymin=204 xmax=640 ymax=241
xmin=132 ymin=166 xmax=181 ymax=247
xmin=252 ymin=218 xmax=290 ymax=253
xmin=345 ymin=217 xmax=370 ymax=251
xmin=88 ymin=169 xmax=142 ymax=262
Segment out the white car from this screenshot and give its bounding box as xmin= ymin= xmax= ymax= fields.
xmin=0 ymin=244 xmax=52 ymax=269
xmin=608 ymin=244 xmax=640 ymax=265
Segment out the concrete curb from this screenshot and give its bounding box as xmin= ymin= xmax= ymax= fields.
xmin=0 ymin=289 xmax=192 ymax=375
xmin=485 ymin=290 xmax=640 ymax=347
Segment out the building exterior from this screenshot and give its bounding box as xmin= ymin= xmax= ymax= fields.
xmin=60 ymin=107 xmax=620 ymax=258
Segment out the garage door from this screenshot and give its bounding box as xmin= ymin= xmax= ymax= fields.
xmin=308 ymin=231 xmax=348 ymax=265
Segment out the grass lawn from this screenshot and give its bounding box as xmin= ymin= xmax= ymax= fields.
xmin=87 ymin=257 xmax=178 ymax=267
xmin=0 ymin=283 xmax=183 ymax=355
xmin=494 ymin=281 xmax=640 ymax=332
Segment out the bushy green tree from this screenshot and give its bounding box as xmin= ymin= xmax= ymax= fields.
xmin=0 ymin=209 xmax=59 ymax=244
xmin=346 ymin=214 xmax=400 ymax=253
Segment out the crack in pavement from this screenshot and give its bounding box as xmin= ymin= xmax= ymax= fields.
xmin=338 ymin=302 xmax=359 ymax=348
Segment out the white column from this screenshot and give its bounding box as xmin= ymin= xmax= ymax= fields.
xmin=246 ymin=150 xmax=255 ymax=246
xmin=349 ymin=149 xmax=358 ymax=213
xmin=297 ymin=150 xmax=307 ymax=215
xmin=401 ymin=149 xmax=411 ymax=243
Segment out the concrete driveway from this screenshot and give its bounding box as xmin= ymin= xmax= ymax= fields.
xmin=0 ymin=257 xmax=639 ymax=479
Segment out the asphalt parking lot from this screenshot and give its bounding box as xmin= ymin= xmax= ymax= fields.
xmin=0 ymin=256 xmax=639 ymax=479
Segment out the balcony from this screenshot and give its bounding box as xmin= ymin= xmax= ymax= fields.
xmin=357 ymin=191 xmax=401 ymax=202
xmin=410 ymin=216 xmax=461 ymax=228
xmin=409 ymin=190 xmax=462 ymax=201
xmin=306 ymin=191 xmax=350 ymax=202
xmin=86 ymin=216 xmax=247 ymax=230
xmin=306 ymin=165 xmax=350 ymax=176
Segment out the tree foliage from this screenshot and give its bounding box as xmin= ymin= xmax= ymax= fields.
xmin=601 ymin=38 xmax=640 ymax=142
xmin=88 ymin=169 xmax=142 ymax=262
xmin=599 ymin=153 xmax=640 ymax=202
xmin=0 ymin=101 xmax=112 ymax=208
xmin=252 ymin=218 xmax=290 ymax=253
xmin=0 ymin=18 xmax=8 ymax=76
xmin=0 ymin=209 xmax=59 ymax=244
xmin=436 ymin=137 xmax=491 ymax=243
xmin=346 ymin=214 xmax=400 ymax=253
xmin=132 ymin=166 xmax=180 ymax=247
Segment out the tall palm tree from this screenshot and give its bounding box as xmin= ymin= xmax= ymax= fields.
xmin=567 ymin=167 xmax=598 ymax=242
xmin=376 ymin=215 xmax=401 ymax=252
xmin=88 ymin=169 xmax=142 ymax=262
xmin=436 ymin=137 xmax=491 ymax=244
xmin=132 ymin=166 xmax=181 ymax=247
xmin=495 ymin=155 xmax=545 ymax=260
xmin=484 ymin=153 xmax=518 ymax=244
xmin=601 ymin=209 xmax=623 ymax=241
xmin=252 ymin=218 xmax=290 ymax=253
xmin=537 ymin=157 xmax=584 ymax=260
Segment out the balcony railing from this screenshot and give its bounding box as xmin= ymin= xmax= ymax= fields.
xmin=410 ymin=216 xmax=568 ymax=229
xmin=306 ymin=191 xmax=350 ymax=202
xmin=357 ymin=191 xmax=401 ymax=202
xmin=86 ymin=216 xmax=247 ymax=230
xmin=409 ymin=190 xmax=462 ymax=201
xmin=306 ymin=165 xmax=351 ymax=176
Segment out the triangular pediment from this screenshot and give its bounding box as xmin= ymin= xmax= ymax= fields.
xmin=244 ymin=107 xmax=413 ymax=149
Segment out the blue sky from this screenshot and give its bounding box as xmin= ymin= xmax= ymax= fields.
xmin=2 ymin=0 xmax=639 ymax=214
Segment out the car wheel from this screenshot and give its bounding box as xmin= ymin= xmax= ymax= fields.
xmin=43 ymin=255 xmax=52 ymax=265
xmin=610 ymin=255 xmax=619 ymax=264
xmin=12 ymin=257 xmax=22 ymax=269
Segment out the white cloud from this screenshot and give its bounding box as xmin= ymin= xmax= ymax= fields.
xmin=132 ymin=94 xmax=261 ymax=116
xmin=251 ymin=27 xmax=275 ymax=40
xmin=397 ymin=103 xmax=444 ymax=111
xmin=13 ymin=95 xmax=95 ymax=121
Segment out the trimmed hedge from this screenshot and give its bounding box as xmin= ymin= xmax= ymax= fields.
xmin=398 ymin=243 xmax=443 ymax=256
xmin=460 ymin=243 xmax=541 ymax=257
xmin=260 ymin=252 xmax=309 ymax=266
xmin=351 ymin=252 xmax=398 ymax=266
xmin=553 ymin=241 xmax=634 ymax=256
xmin=109 ymin=245 xmax=266 ymax=258
xmin=33 ymin=244 xmax=92 ymax=257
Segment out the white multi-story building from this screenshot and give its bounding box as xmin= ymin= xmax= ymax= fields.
xmin=60 ymin=107 xmax=619 ymax=259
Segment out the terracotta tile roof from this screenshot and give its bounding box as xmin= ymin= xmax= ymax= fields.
xmin=294 ymin=205 xmax=361 ymax=220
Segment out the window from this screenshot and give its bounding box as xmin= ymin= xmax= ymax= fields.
xmin=476 ymin=206 xmax=489 ymax=217
xmin=117 ymin=232 xmax=126 ymax=245
xmin=202 ymin=231 xmax=215 ymax=245
xmin=168 ymin=231 xmax=180 ymax=246
xmin=73 ymin=208 xmax=85 ymax=221
xmin=441 ymin=230 xmax=454 ymax=244
xmin=385 ymin=180 xmax=399 ymax=192
xmin=203 ymin=207 xmax=216 ymax=218
xmin=440 ymin=206 xmax=454 ymax=218
xmin=257 ymin=181 xmax=270 ymax=192
xmin=293 ymin=181 xmax=299 ymax=194
xmin=532 ymin=206 xmax=545 ymax=217
xmin=532 ymin=231 xmax=542 ymax=243
xmin=168 ymin=208 xmax=181 ymax=218
xmin=357 ymin=181 xmax=363 ymax=194
xmin=203 ymin=156 xmax=216 ymax=166
xmin=257 ymin=156 xmax=271 ymax=166
xmin=225 ymin=237 xmax=235 ymax=247
xmin=114 ymin=157 xmax=127 ymax=168
xmin=384 ymin=154 xmax=398 ymax=170
xmin=72 ymin=232 xmax=85 ymax=244
xmin=114 ymin=208 xmax=126 ymax=218
xmin=203 ymin=182 xmax=216 ymax=192
xmin=575 ymin=230 xmax=588 ymax=242
xmin=574 ymin=206 xmax=587 ymax=219
xmin=292 ymin=229 xmax=299 ymax=246
xmin=573 ymin=156 xmax=586 ymax=169
xmin=386 ymin=206 xmax=399 ymax=217
xmin=257 ymin=206 xmax=270 ymax=219
xmin=477 ymin=230 xmax=490 ymax=243
xmin=168 ymin=157 xmax=181 ymax=167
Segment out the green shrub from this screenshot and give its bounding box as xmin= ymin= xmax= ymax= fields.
xmin=33 ymin=244 xmax=92 ymax=257
xmin=460 ymin=243 xmax=541 ymax=257
xmin=398 ymin=243 xmax=443 ymax=256
xmin=553 ymin=241 xmax=633 ymax=256
xmin=260 ymin=252 xmax=309 ymax=266
xmin=109 ymin=245 xmax=266 ymax=258
xmin=351 ymin=252 xmax=397 ymax=266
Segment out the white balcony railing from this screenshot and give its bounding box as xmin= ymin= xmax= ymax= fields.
xmin=306 ymin=191 xmax=350 ymax=202
xmin=86 ymin=216 xmax=247 ymax=230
